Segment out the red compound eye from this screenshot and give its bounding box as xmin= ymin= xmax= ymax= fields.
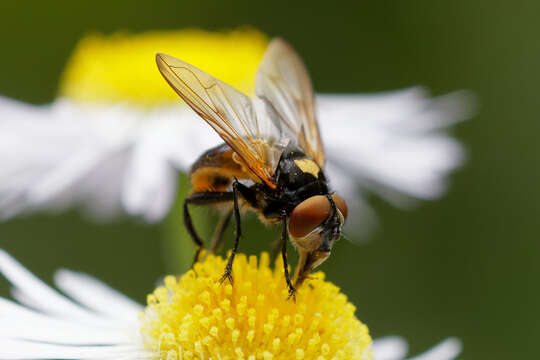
xmin=332 ymin=194 xmax=348 ymax=221
xmin=289 ymin=195 xmax=330 ymax=238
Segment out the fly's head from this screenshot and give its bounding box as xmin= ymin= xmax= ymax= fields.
xmin=288 ymin=194 xmax=348 ymax=286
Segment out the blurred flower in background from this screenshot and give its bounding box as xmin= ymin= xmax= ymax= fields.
xmin=0 ymin=249 xmax=462 ymax=360
xmin=0 ymin=29 xmax=267 ymax=223
xmin=0 ymin=28 xmax=471 ymax=229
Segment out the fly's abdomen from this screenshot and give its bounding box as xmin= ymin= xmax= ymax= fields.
xmin=190 ymin=144 xmax=245 ymax=192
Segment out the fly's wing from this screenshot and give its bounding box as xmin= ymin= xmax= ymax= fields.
xmin=255 ymin=38 xmax=325 ymax=166
xmin=156 ymin=53 xmax=283 ymax=188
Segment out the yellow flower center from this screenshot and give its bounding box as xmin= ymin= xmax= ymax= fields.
xmin=139 ymin=253 xmax=372 ymax=360
xmin=59 ymin=28 xmax=268 ymax=107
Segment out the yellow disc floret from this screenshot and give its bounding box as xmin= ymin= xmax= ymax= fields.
xmin=139 ymin=253 xmax=372 ymax=360
xmin=59 ymin=28 xmax=268 ymax=106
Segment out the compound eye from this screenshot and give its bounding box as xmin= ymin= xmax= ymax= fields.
xmin=289 ymin=195 xmax=330 ymax=238
xmin=332 ymin=194 xmax=348 ymax=220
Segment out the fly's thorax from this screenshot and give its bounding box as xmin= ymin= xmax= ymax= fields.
xmin=275 ymin=148 xmax=327 ymax=192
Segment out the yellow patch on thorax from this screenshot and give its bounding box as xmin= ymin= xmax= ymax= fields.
xmin=294 ymin=158 xmax=320 ymax=177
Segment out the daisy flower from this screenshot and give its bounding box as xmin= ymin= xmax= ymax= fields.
xmin=0 ymin=249 xmax=461 ymax=360
xmin=0 ymin=28 xmax=472 ymax=226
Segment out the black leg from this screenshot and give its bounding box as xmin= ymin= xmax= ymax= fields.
xmin=183 ymin=199 xmax=204 ymax=266
xmin=184 ymin=192 xmax=234 ymax=266
xmin=280 ymin=211 xmax=296 ymax=301
xmin=220 ymin=179 xmax=242 ymax=285
xmin=209 ymin=208 xmax=233 ymax=254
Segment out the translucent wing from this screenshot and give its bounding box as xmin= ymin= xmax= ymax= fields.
xmin=156 ymin=53 xmax=283 ymax=188
xmin=255 ymin=38 xmax=325 ymax=166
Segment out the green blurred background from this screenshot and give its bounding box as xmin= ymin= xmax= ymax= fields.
xmin=0 ymin=1 xmax=538 ymax=358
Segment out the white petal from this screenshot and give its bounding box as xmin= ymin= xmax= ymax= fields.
xmin=316 ymin=88 xmax=472 ymax=131
xmin=372 ymin=336 xmax=408 ymax=360
xmin=10 ymin=287 xmax=41 ymax=309
xmin=0 ymin=96 xmax=215 ymax=223
xmin=0 ymin=97 xmax=134 ymax=220
xmin=407 ymin=338 xmax=462 ymax=360
xmin=120 ymin=105 xmax=222 ymax=221
xmin=372 ymin=337 xmax=462 ymax=360
xmin=28 ymin=147 xmax=109 ymax=205
xmin=0 ymin=251 xmax=145 ymax=358
xmin=54 ymin=269 xmax=143 ymax=325
xmin=0 ymin=250 xmax=114 ymax=327
xmin=318 ymin=89 xmax=471 ymax=205
xmin=65 ymin=147 xmax=133 ymax=220
xmin=144 ymin=105 xmax=222 ymax=170
xmin=0 ymin=298 xmax=132 ymax=345
xmin=0 ymin=339 xmax=147 ymax=360
xmin=121 ymin=138 xmax=178 ymax=222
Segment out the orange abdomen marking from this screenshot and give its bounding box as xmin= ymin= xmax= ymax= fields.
xmin=190 ymin=143 xmax=249 ymax=192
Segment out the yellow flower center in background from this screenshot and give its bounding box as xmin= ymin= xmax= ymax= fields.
xmin=140 ymin=253 xmax=372 ymax=360
xmin=59 ymin=29 xmax=268 ymax=106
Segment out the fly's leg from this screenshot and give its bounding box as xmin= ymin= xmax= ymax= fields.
xmin=183 ymin=199 xmax=204 ymax=266
xmin=220 ymin=179 xmax=243 ymax=285
xmin=280 ymin=210 xmax=296 ymax=301
xmin=209 ymin=207 xmax=233 ymax=254
xmin=184 ymin=192 xmax=234 ymax=266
